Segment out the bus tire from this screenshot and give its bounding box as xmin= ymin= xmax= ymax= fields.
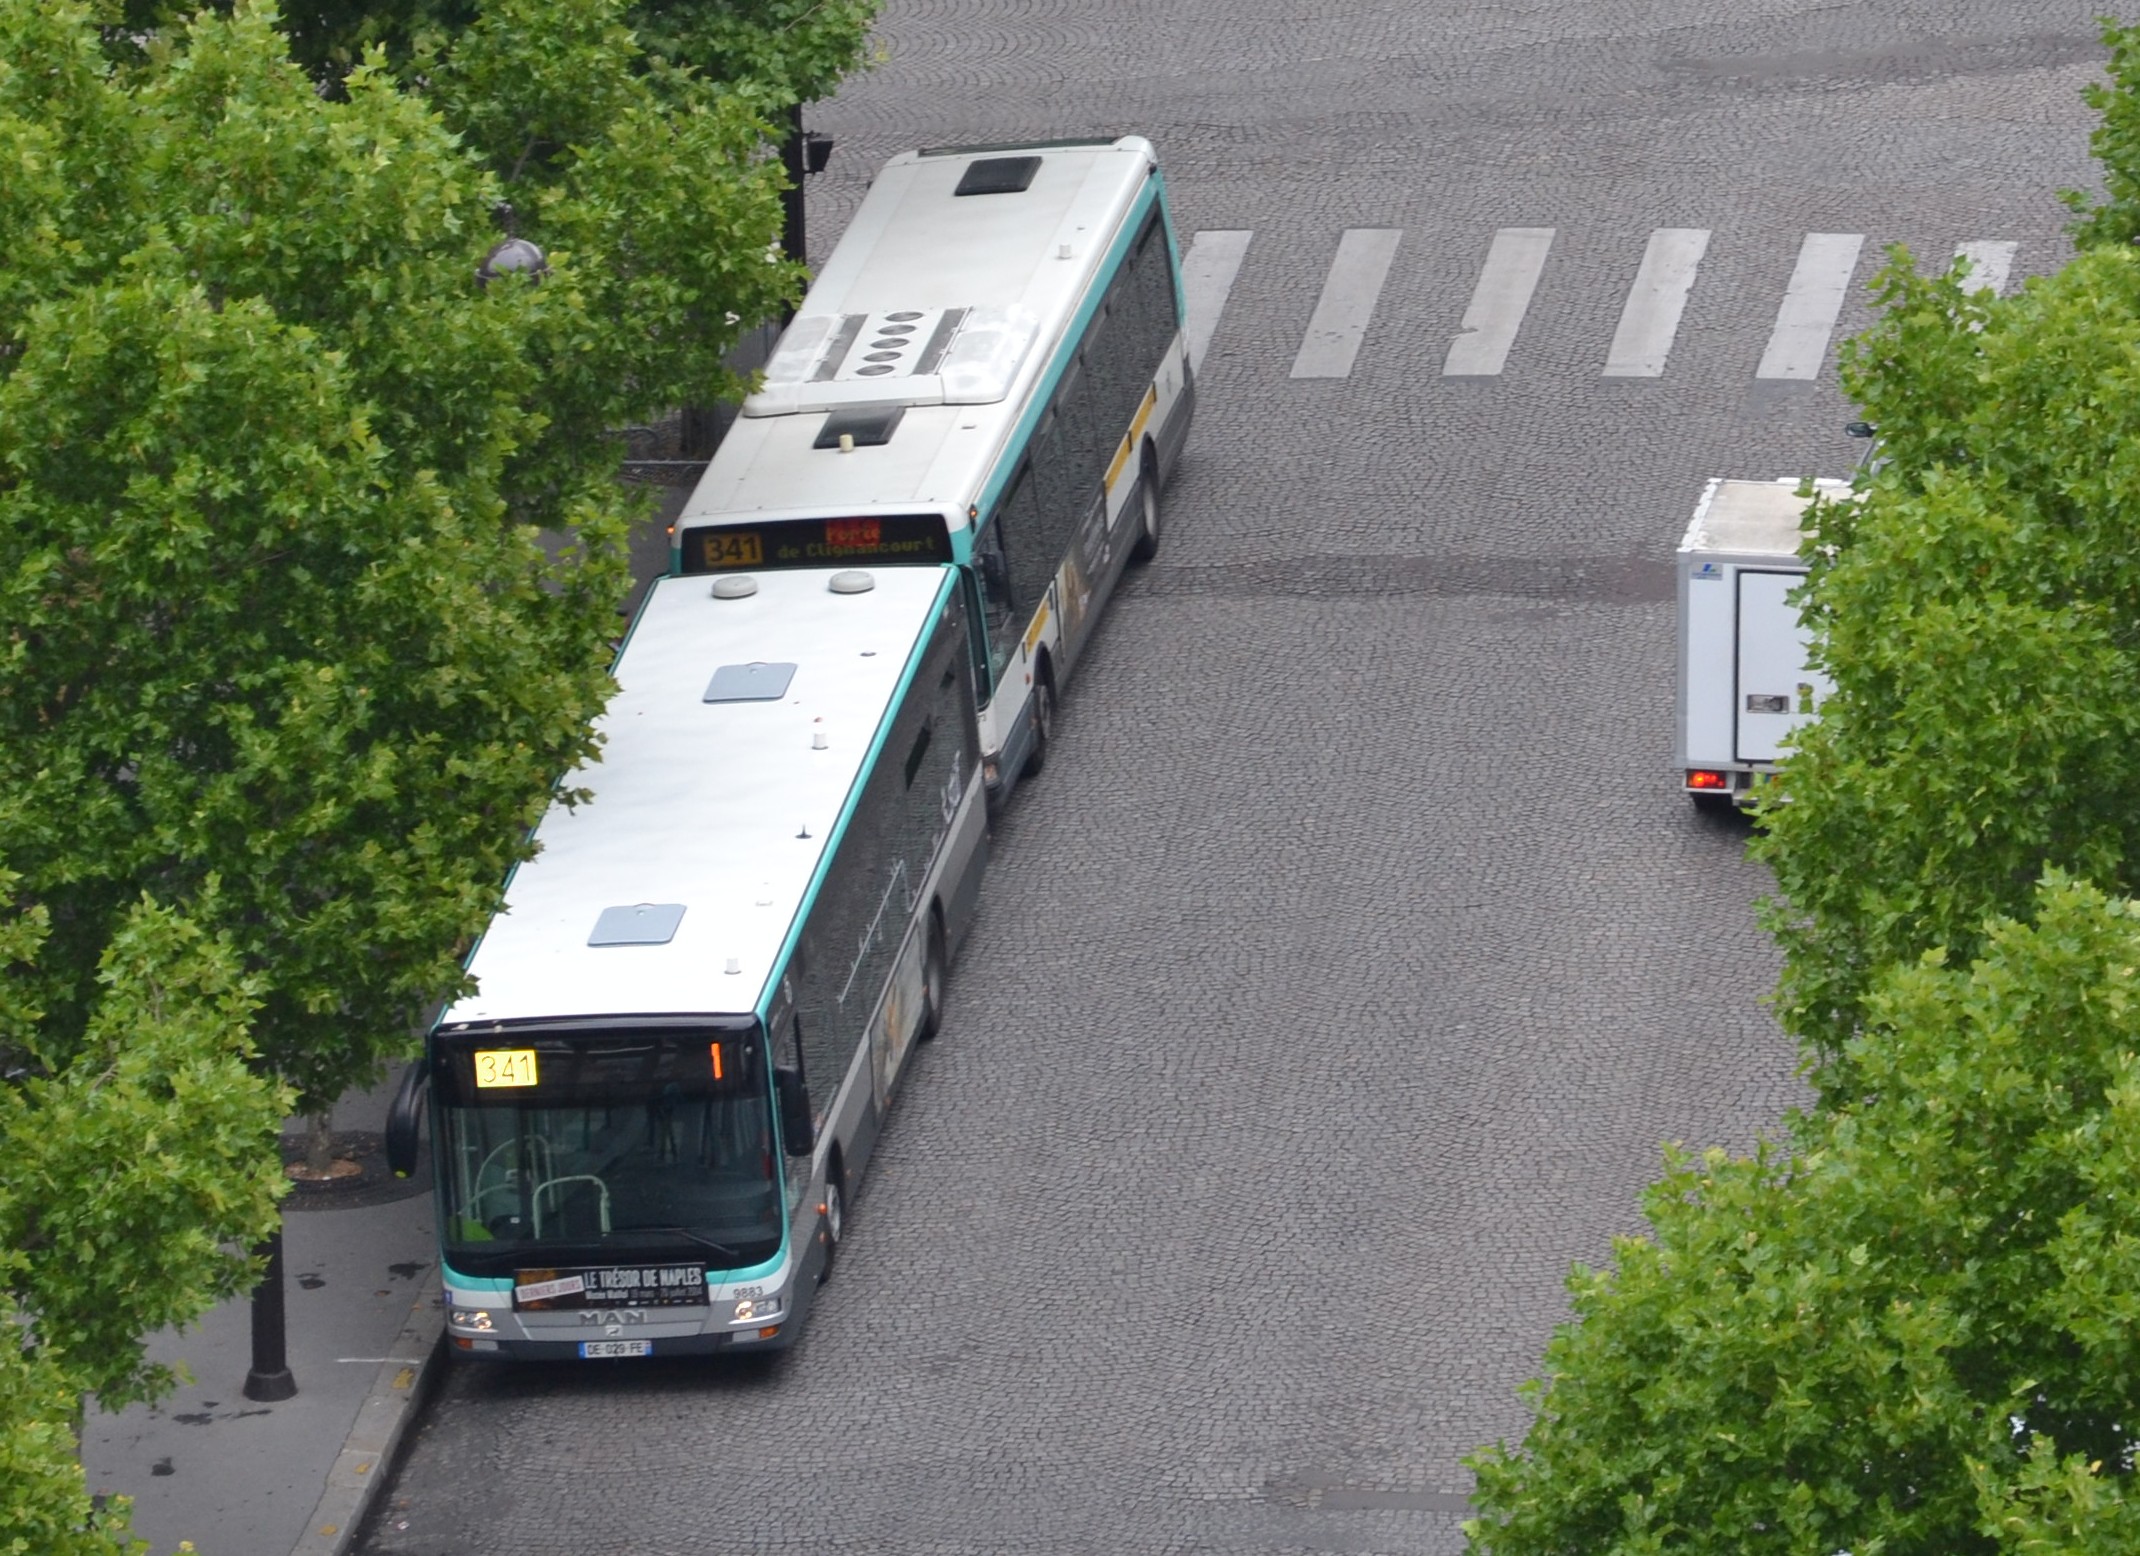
xmin=1022 ymin=658 xmax=1056 ymax=778
xmin=816 ymin=1156 xmax=846 ymax=1285
xmin=1129 ymin=447 xmax=1162 ymax=564
xmin=918 ymin=909 xmax=948 ymax=1042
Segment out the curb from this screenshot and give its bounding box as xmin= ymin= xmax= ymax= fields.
xmin=288 ymin=1268 xmax=445 ymax=1556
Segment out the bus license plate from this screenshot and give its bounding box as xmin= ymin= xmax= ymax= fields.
xmin=579 ymin=1339 xmax=652 ymax=1359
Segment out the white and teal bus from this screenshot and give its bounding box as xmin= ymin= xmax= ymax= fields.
xmin=387 ymin=562 xmax=987 ymax=1360
xmin=672 ymin=134 xmax=1195 ymax=803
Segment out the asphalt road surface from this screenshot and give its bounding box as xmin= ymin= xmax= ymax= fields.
xmin=361 ymin=4 xmax=2106 ymax=1552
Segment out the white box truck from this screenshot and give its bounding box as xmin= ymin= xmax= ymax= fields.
xmin=1675 ymin=477 xmax=1844 ymax=809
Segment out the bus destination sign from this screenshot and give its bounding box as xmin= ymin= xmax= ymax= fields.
xmin=513 ymin=1263 xmax=708 ymax=1309
xmin=681 ymin=513 xmax=952 ymax=574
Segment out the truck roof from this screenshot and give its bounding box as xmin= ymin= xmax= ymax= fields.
xmin=1679 ymin=477 xmax=1849 ymax=560
xmin=439 ymin=565 xmax=955 ymax=1031
xmin=675 ymin=136 xmax=1161 ymax=541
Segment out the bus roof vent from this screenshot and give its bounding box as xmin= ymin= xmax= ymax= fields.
xmin=954 ymin=155 xmax=1041 ymax=196
xmin=809 ymin=309 xmax=964 ymax=384
xmin=703 ymin=661 xmax=797 ymax=703
xmin=588 ymin=902 xmax=686 ymax=947
xmin=815 ymin=406 xmax=906 ymax=449
xmin=744 ymin=306 xmax=1037 ymax=415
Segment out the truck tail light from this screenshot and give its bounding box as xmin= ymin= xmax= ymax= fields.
xmin=1686 ymin=770 xmax=1730 ymax=791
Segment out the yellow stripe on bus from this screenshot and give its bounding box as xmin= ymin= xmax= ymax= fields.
xmin=1023 ymin=600 xmax=1051 ymax=653
xmin=1104 ymin=386 xmax=1160 ymax=492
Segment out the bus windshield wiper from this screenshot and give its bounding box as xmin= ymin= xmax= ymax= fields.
xmin=616 ymin=1224 xmax=744 ymax=1261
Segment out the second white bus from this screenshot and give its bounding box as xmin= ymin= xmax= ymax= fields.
xmin=672 ymin=134 xmax=1195 ymax=804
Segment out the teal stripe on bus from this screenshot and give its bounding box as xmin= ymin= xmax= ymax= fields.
xmin=754 ymin=565 xmax=962 ymax=1021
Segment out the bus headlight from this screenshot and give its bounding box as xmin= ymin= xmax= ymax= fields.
xmin=449 ymin=1309 xmax=496 ymax=1333
xmin=732 ymin=1296 xmax=784 ymax=1324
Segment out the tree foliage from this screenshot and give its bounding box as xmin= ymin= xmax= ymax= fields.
xmin=0 ymin=0 xmax=814 ymax=1112
xmin=0 ymin=3 xmax=615 ymax=1111
xmin=1466 ymin=877 xmax=2140 ymax=1556
xmin=96 ymin=0 xmax=877 ymax=108
xmin=1 ymin=0 xmax=874 ymax=1544
xmin=1749 ymin=15 xmax=2140 ymax=1076
xmin=1752 ymin=243 xmax=2140 ymax=1073
xmin=0 ymin=881 xmax=288 ymax=1554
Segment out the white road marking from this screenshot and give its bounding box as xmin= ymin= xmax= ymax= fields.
xmin=1603 ymin=228 xmax=1711 ymax=377
xmin=1952 ymin=239 xmax=2018 ymax=297
xmin=1180 ymin=229 xmax=1253 ymax=377
xmin=1290 ymin=227 xmax=1403 ymax=379
xmin=1755 ymin=232 xmax=1865 ymax=380
xmin=1443 ymin=227 xmax=1556 ymax=377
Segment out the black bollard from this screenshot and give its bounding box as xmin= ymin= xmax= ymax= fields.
xmin=242 ymin=1226 xmax=297 ymax=1402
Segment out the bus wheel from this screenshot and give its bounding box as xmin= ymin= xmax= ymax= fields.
xmin=1022 ymin=660 xmax=1056 ymax=778
xmin=1129 ymin=448 xmax=1162 ymax=564
xmin=918 ymin=910 xmax=948 ymax=1042
xmin=817 ymin=1162 xmax=845 ymax=1285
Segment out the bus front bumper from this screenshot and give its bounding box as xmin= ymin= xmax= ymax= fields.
xmin=443 ymin=1257 xmax=814 ymax=1361
xmin=447 ymin=1323 xmax=797 ymax=1362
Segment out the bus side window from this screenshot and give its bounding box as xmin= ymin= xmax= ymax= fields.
xmin=902 ymin=722 xmax=934 ymax=789
xmin=790 ymin=939 xmax=844 ymax=1117
xmin=958 ymin=570 xmax=993 ymax=702
xmin=775 ymin=1014 xmax=806 ymax=1085
xmin=972 ymin=506 xmax=1025 ymax=682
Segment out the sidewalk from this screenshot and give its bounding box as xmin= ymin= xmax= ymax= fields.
xmin=80 ymin=1082 xmax=445 ymax=1556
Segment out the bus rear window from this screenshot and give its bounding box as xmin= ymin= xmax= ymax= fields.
xmin=678 ymin=513 xmax=953 ymax=574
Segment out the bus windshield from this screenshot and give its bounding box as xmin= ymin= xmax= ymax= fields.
xmin=433 ymin=1029 xmax=783 ymax=1279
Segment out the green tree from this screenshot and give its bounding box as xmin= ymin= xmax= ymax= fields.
xmin=1752 ymin=16 xmax=2140 ymax=1077
xmin=625 ymin=0 xmax=878 ymax=106
xmin=0 ymin=0 xmax=813 ymax=1116
xmin=1753 ymin=238 xmax=2140 ymax=1077
xmin=0 ymin=881 xmax=288 ymax=1555
xmin=1465 ymin=876 xmax=2140 ymax=1556
xmin=0 ymin=0 xmax=873 ymax=1540
xmin=0 ymin=6 xmax=621 ymax=1113
xmin=422 ymin=0 xmax=801 ymax=491
xmin=96 ymin=0 xmax=877 ymax=117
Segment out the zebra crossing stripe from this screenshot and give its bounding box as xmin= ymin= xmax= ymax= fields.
xmin=1180 ymin=230 xmax=1253 ymax=377
xmin=1755 ymin=232 xmax=1865 ymax=380
xmin=1952 ymin=239 xmax=2017 ymax=297
xmin=1444 ymin=227 xmax=1556 ymax=377
xmin=1290 ymin=228 xmax=1402 ymax=379
xmin=1187 ymin=225 xmax=2020 ymax=386
xmin=1603 ymin=228 xmax=1711 ymax=378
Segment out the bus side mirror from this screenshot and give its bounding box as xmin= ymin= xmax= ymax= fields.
xmin=775 ymin=1065 xmax=816 ymax=1156
xmin=385 ymin=1061 xmax=428 ymax=1178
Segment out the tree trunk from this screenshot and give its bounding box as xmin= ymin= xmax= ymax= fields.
xmin=304 ymin=1109 xmax=335 ymax=1175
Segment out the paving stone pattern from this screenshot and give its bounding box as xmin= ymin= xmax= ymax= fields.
xmin=361 ymin=3 xmax=2106 ymax=1552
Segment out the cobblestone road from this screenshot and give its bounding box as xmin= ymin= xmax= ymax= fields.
xmin=362 ymin=4 xmax=2105 ymax=1551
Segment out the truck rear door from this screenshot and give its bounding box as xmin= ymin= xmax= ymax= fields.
xmin=1734 ymin=568 xmax=1826 ymax=764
